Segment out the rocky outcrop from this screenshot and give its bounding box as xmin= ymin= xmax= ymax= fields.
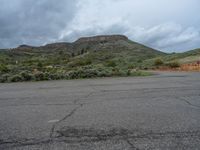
xmin=44 ymin=42 xmax=72 ymax=49
xmin=75 ymin=35 xmax=128 ymax=43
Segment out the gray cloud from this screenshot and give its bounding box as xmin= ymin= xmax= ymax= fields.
xmin=0 ymin=0 xmax=77 ymax=48
xmin=0 ymin=0 xmax=200 ymax=52
xmin=128 ymin=23 xmax=200 ymax=52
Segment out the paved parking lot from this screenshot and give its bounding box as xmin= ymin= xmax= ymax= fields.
xmin=0 ymin=72 xmax=200 ymax=149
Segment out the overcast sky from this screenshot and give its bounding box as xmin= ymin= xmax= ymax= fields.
xmin=0 ymin=0 xmax=200 ymax=52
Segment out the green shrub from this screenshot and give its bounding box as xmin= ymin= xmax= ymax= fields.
xmin=167 ymin=61 xmax=180 ymax=68
xmin=66 ymin=66 xmax=112 ymax=79
xmin=137 ymin=59 xmax=143 ymax=63
xmin=71 ymin=53 xmax=75 ymax=57
xmin=0 ymin=64 xmax=9 ymax=73
xmin=37 ymin=62 xmax=43 ymax=68
xmin=9 ymin=74 xmax=23 ymax=82
xmin=67 ymin=69 xmax=97 ymax=79
xmin=49 ymin=73 xmax=66 ymax=80
xmin=128 ymin=64 xmax=135 ymax=69
xmin=20 ymin=71 xmax=34 ymax=81
xmin=0 ymin=74 xmax=10 ymax=83
xmin=68 ymin=58 xmax=92 ymax=68
xmin=34 ymin=72 xmax=46 ymax=81
xmin=154 ymin=58 xmax=164 ymax=66
xmin=105 ymin=60 xmax=117 ymax=67
xmin=111 ymin=68 xmax=124 ymax=76
xmin=97 ymin=69 xmax=112 ymax=77
xmin=127 ymin=69 xmax=131 ymax=76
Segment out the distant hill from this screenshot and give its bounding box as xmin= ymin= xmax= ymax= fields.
xmin=160 ymin=48 xmax=200 ymax=64
xmin=141 ymin=48 xmax=200 ymax=70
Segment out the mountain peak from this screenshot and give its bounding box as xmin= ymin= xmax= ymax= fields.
xmin=18 ymin=45 xmax=33 ymax=48
xmin=75 ymin=35 xmax=128 ymax=43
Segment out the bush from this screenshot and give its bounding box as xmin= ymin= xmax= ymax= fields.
xmin=0 ymin=74 xmax=10 ymax=83
xmin=167 ymin=61 xmax=180 ymax=68
xmin=137 ymin=59 xmax=143 ymax=63
xmin=68 ymin=58 xmax=92 ymax=68
xmin=48 ymin=73 xmax=66 ymax=80
xmin=105 ymin=60 xmax=117 ymax=67
xmin=154 ymin=58 xmax=164 ymax=66
xmin=128 ymin=64 xmax=135 ymax=69
xmin=9 ymin=74 xmax=23 ymax=82
xmin=66 ymin=66 xmax=112 ymax=79
xmin=127 ymin=69 xmax=131 ymax=76
xmin=37 ymin=62 xmax=43 ymax=68
xmin=20 ymin=71 xmax=34 ymax=81
xmin=34 ymin=72 xmax=46 ymax=81
xmin=0 ymin=64 xmax=9 ymax=73
xmin=67 ymin=69 xmax=97 ymax=79
xmin=111 ymin=68 xmax=120 ymax=75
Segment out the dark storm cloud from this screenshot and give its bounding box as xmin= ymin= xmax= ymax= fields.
xmin=0 ymin=0 xmax=77 ymax=48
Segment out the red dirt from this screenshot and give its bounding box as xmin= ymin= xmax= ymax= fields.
xmin=156 ymin=62 xmax=200 ymax=72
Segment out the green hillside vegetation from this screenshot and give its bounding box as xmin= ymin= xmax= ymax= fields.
xmin=143 ymin=48 xmax=200 ymax=68
xmin=0 ymin=35 xmax=199 ymax=83
xmin=0 ymin=35 xmax=164 ymax=82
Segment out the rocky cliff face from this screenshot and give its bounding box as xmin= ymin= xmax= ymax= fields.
xmin=75 ymin=35 xmax=128 ymax=43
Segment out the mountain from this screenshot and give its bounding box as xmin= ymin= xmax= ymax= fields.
xmin=0 ymin=34 xmax=173 ymax=83
xmin=10 ymin=35 xmax=164 ymax=57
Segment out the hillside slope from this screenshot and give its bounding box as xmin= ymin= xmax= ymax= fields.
xmin=142 ymin=48 xmax=200 ymax=71
xmin=157 ymin=48 xmax=200 ymax=64
xmin=169 ymin=49 xmax=200 ymax=64
xmin=0 ymin=35 xmax=165 ymax=82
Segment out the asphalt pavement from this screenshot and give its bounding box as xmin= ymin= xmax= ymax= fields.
xmin=0 ymin=71 xmax=200 ymax=150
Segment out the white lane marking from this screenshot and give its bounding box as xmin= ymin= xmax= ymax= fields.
xmin=48 ymin=119 xmax=59 ymax=123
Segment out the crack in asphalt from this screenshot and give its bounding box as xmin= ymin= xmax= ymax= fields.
xmin=49 ymin=105 xmax=83 ymax=139
xmin=0 ymin=91 xmax=95 ymax=149
xmin=1 ymin=77 xmax=200 ymax=149
xmin=49 ymin=91 xmax=94 ymax=140
xmin=177 ymin=97 xmax=200 ymax=109
xmin=125 ymin=138 xmax=140 ymax=150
